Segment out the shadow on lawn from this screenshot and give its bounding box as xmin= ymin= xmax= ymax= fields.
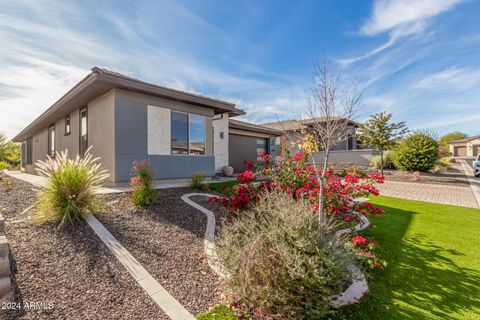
xmin=338 ymin=205 xmax=480 ymax=320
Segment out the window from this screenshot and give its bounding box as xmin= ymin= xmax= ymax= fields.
xmin=189 ymin=114 xmax=206 ymax=155
xmin=171 ymin=112 xmax=188 ymax=154
xmin=80 ymin=108 xmax=88 ymax=157
xmin=25 ymin=137 xmax=32 ymax=165
xmin=48 ymin=125 xmax=55 ymax=157
xmin=170 ymin=111 xmax=206 ymax=155
xmin=65 ymin=115 xmax=71 ymax=135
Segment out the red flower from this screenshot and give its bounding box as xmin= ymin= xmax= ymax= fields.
xmin=351 ymin=235 xmax=369 ymax=246
xmin=293 ymin=151 xmax=304 ymax=161
xmin=237 ymin=170 xmax=256 ymax=184
xmin=375 ymin=261 xmax=381 ymax=267
xmin=243 ymin=160 xmax=254 ymax=170
xmin=257 ymin=151 xmax=264 ymax=157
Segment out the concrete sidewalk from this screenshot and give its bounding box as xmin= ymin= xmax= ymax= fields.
xmin=377 ymin=180 xmax=479 ymax=208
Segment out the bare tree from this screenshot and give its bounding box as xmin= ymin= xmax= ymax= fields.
xmin=299 ymin=58 xmax=362 ymax=223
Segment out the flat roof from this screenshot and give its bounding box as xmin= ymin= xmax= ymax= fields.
xmin=13 ymin=67 xmax=242 ymax=142
xmin=229 ymin=119 xmax=283 ymax=136
xmin=261 ymin=117 xmax=360 ymax=132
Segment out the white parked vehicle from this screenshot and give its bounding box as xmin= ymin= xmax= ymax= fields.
xmin=473 ymin=154 xmax=480 ymax=177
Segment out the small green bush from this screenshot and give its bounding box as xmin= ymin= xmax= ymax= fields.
xmin=34 ymin=148 xmax=109 ymax=227
xmin=370 ymin=151 xmax=395 ymax=170
xmin=0 ymin=161 xmax=8 ymax=171
xmin=130 ymin=160 xmax=156 ymax=207
xmin=392 ymin=131 xmax=439 ymax=172
xmin=340 ymin=165 xmax=367 ymax=178
xmin=217 ymin=190 xmax=354 ymax=319
xmin=438 ymin=159 xmax=450 ymax=168
xmin=189 ymin=171 xmax=207 ymax=191
xmin=196 ymin=304 xmax=239 ymax=320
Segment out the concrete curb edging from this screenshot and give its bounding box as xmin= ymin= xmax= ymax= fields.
xmin=86 ymin=214 xmax=195 ymax=320
xmin=181 ymin=193 xmax=230 ymax=278
xmin=0 ymin=214 xmax=12 ymax=308
xmin=181 ymin=193 xmax=370 ymax=307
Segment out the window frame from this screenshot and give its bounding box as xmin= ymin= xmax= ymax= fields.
xmin=26 ymin=137 xmax=33 ymax=165
xmin=48 ymin=124 xmax=55 ymax=158
xmin=79 ymin=107 xmax=88 ymax=157
xmin=64 ymin=115 xmax=71 ymax=135
xmin=170 ymin=111 xmax=207 ymax=156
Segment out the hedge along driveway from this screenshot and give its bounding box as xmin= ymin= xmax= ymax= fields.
xmin=337 ymin=196 xmax=480 ymax=320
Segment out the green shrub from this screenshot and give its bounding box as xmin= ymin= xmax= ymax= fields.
xmin=340 ymin=165 xmax=367 ymax=178
xmin=0 ymin=161 xmax=8 ymax=171
xmin=130 ymin=160 xmax=156 ymax=207
xmin=34 ymin=148 xmax=109 ymax=227
xmin=217 ymin=190 xmax=354 ymax=319
xmin=391 ymin=131 xmax=439 ymax=172
xmin=196 ymin=305 xmax=239 ymax=320
xmin=370 ymin=151 xmax=395 ymax=170
xmin=438 ymin=159 xmax=450 ymax=168
xmin=189 ymin=171 xmax=207 ymax=191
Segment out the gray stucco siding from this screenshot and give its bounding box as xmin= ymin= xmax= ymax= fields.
xmin=113 ymin=89 xmax=216 ymax=182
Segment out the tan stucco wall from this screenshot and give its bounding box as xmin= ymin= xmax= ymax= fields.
xmin=55 ymin=108 xmax=80 ymax=158
xmin=450 ymin=138 xmax=480 ymax=157
xmin=25 ymin=127 xmax=48 ymax=174
xmin=87 ymin=89 xmax=116 ymax=182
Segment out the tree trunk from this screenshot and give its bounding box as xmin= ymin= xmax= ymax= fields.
xmin=318 ymin=149 xmax=330 ymax=224
xmin=380 ymin=149 xmax=384 ymax=176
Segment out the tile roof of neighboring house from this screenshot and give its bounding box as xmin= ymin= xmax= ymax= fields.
xmin=13 ymin=67 xmax=244 ymax=142
xmin=261 ymin=117 xmax=360 ymax=132
xmin=229 ymin=119 xmax=283 ymax=135
xmin=449 ymin=134 xmax=480 ymax=144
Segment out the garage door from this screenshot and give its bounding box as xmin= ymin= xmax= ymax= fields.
xmin=454 ymin=146 xmax=467 ymax=157
xmin=229 ymin=134 xmax=268 ymax=173
xmin=473 ymin=145 xmax=480 ymax=157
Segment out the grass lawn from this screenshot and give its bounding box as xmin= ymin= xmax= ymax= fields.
xmin=207 ymin=180 xmax=238 ymax=195
xmin=337 ymin=196 xmax=480 ymax=320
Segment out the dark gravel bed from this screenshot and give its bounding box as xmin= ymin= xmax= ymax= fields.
xmin=0 ymin=173 xmax=164 ymax=319
xmin=98 ymin=188 xmax=226 ymax=316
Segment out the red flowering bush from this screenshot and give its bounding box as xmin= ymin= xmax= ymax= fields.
xmin=237 ymin=170 xmax=256 ymax=184
xmin=130 ymin=160 xmax=155 ymax=207
xmin=349 ymin=235 xmax=386 ymax=269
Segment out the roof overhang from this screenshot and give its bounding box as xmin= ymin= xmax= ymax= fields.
xmin=13 ymin=68 xmax=237 ymax=142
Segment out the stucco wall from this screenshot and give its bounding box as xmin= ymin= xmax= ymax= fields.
xmin=55 ymin=109 xmax=80 ymax=157
xmin=87 ymin=90 xmax=116 ymax=182
xmin=450 ymin=138 xmax=480 ymax=157
xmin=311 ymin=149 xmax=380 ymax=166
xmin=114 ymin=89 xmax=215 ymax=181
xmin=212 ymin=113 xmax=229 ymax=172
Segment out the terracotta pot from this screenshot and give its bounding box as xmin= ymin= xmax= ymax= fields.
xmin=222 ymin=165 xmax=234 ymax=177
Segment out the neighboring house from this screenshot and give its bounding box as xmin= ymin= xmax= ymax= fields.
xmin=227 ymin=119 xmax=282 ymax=173
xmin=13 ymin=67 xmax=275 ymax=185
xmin=261 ymin=118 xmax=379 ymax=166
xmin=449 ymin=135 xmax=480 ymax=157
xmin=262 ymin=117 xmax=359 ymax=151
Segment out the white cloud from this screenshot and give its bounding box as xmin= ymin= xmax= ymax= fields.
xmin=415 ymin=66 xmax=480 ymax=91
xmin=361 ymin=0 xmax=463 ymax=36
xmin=0 ymin=2 xmax=302 ymax=138
xmin=339 ymin=0 xmax=464 ymax=66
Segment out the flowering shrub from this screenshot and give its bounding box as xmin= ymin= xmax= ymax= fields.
xmin=349 ymin=235 xmax=386 ymax=269
xmin=130 ymin=160 xmax=155 ymax=207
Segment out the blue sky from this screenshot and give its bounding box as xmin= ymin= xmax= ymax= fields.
xmin=1 ymin=0 xmax=480 ymax=138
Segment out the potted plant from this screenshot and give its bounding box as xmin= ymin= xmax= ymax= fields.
xmin=222 ymin=165 xmax=234 ymax=177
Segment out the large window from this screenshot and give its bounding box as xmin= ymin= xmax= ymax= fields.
xmin=80 ymin=108 xmax=88 ymax=157
xmin=189 ymin=114 xmax=206 ymax=155
xmin=22 ymin=137 xmax=33 ymax=166
xmin=170 ymin=111 xmax=206 ymax=155
xmin=48 ymin=125 xmax=55 ymax=157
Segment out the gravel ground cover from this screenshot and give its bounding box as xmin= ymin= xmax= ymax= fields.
xmin=0 ymin=173 xmax=164 ymax=319
xmin=98 ymin=188 xmax=227 ymax=316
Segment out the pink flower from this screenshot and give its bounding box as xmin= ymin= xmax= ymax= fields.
xmin=351 ymin=235 xmax=369 ymax=247
xmin=257 ymin=151 xmax=264 ymax=157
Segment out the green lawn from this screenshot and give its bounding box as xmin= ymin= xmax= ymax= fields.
xmin=337 ymin=196 xmax=480 ymax=320
xmin=207 ymin=180 xmax=238 ymax=195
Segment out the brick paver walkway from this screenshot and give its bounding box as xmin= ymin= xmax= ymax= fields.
xmin=377 ymin=180 xmax=479 ymax=208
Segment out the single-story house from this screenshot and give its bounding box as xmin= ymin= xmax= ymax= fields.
xmin=260 ymin=118 xmax=380 ymax=167
xmin=261 ymin=117 xmax=360 ymax=152
xmin=449 ymin=135 xmax=480 ymax=157
xmin=13 ymin=67 xmax=281 ymax=185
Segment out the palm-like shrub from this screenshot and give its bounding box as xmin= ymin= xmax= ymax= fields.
xmin=392 ymin=131 xmax=439 ymax=172
xmin=34 ymin=148 xmax=109 ymax=228
xmin=130 ymin=160 xmax=155 ymax=207
xmin=217 ymin=190 xmax=354 ymax=319
xmin=189 ymin=171 xmax=207 ymax=191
